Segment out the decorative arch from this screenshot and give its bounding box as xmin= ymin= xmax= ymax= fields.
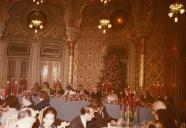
xmin=99 ymin=37 xmax=136 ymax=88
xmin=39 ymin=42 xmax=66 ymax=88
xmin=7 ymin=43 xmax=30 ymax=57
xmin=5 ymin=40 xmax=32 ymax=85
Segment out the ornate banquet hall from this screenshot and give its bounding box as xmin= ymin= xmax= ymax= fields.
xmin=0 ymin=0 xmax=186 ymax=128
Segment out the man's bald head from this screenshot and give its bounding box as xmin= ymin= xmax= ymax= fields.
xmin=151 ymin=101 xmax=166 ymax=119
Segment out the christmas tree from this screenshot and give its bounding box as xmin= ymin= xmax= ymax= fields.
xmin=99 ymin=51 xmax=127 ymax=93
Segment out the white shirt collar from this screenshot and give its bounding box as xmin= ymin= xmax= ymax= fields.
xmin=0 ymin=95 xmax=4 ymax=100
xmin=80 ymin=115 xmax=87 ymax=128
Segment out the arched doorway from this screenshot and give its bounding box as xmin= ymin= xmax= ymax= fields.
xmin=107 ymin=45 xmax=128 ymax=88
xmin=40 ymin=44 xmax=63 ymax=88
xmin=7 ymin=43 xmax=30 ymax=80
xmin=99 ymin=39 xmax=136 ymax=88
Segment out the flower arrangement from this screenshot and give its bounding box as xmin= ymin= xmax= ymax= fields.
xmin=61 ymin=93 xmax=89 ymax=102
xmin=57 ymin=121 xmax=70 ymax=128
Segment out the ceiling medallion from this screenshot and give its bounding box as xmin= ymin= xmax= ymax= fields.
xmin=33 ymin=0 xmax=44 ymax=5
xmin=168 ymin=3 xmax=185 ymax=22
xmin=98 ymin=19 xmax=112 ymax=34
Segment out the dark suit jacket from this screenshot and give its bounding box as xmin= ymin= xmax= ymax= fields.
xmin=87 ymin=106 xmax=115 ymax=128
xmin=34 ymin=99 xmax=50 ymax=111
xmin=69 ymin=116 xmax=85 ymax=128
xmin=26 ymin=103 xmax=35 ymax=109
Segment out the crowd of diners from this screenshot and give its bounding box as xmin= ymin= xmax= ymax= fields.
xmin=0 ymin=82 xmax=185 ymax=128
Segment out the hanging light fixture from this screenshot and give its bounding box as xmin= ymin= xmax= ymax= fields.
xmin=29 ymin=19 xmax=43 ymax=33
xmin=98 ymin=19 xmax=112 ymax=34
xmin=98 ymin=0 xmax=112 ymax=34
xmin=33 ymin=0 xmax=44 ymax=5
xmin=168 ymin=2 xmax=185 ymax=22
xmin=28 ymin=10 xmax=46 ymax=34
xmin=100 ymin=0 xmax=110 ymax=5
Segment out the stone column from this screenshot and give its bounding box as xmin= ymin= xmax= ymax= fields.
xmin=66 ymin=27 xmax=80 ymax=86
xmin=30 ymin=42 xmax=40 ymax=87
xmin=0 ymin=42 xmax=6 ymax=87
xmin=0 ymin=23 xmax=6 ymax=87
xmin=139 ymin=37 xmax=146 ymax=88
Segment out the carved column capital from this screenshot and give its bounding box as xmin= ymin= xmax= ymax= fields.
xmin=139 ymin=37 xmax=146 ymax=55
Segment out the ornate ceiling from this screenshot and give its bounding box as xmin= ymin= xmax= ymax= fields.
xmin=0 ymin=0 xmax=144 ymax=39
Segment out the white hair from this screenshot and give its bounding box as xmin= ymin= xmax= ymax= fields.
xmin=152 ymin=101 xmax=167 ymax=112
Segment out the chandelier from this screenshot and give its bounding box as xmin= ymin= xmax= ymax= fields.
xmin=100 ymin=0 xmax=110 ymax=5
xmin=168 ymin=3 xmax=185 ymax=22
xmin=33 ymin=0 xmax=44 ymax=5
xmin=29 ymin=19 xmax=43 ymax=33
xmin=28 ymin=10 xmax=46 ymax=34
xmin=98 ymin=19 xmax=112 ymax=34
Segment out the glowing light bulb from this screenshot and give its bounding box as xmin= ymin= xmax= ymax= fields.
xmin=174 ymin=17 xmax=178 ymax=22
xmin=98 ymin=25 xmax=102 ymax=29
xmin=103 ymin=29 xmax=106 ymax=34
xmin=108 ymin=24 xmax=112 ymax=28
xmin=180 ymin=8 xmax=185 ymax=14
xmin=35 ymin=29 xmax=38 ymax=33
xmin=29 ymin=24 xmax=33 ymax=28
xmin=168 ymin=12 xmax=173 ymax=18
xmin=39 ymin=25 xmax=43 ymax=29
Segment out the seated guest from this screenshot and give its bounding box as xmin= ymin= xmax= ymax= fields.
xmin=11 ymin=108 xmax=37 ymax=128
xmin=87 ymin=99 xmax=116 ymax=128
xmin=77 ymin=85 xmax=90 ymax=96
xmin=139 ymin=93 xmax=146 ymax=106
xmin=42 ymin=82 xmax=51 ymax=95
xmin=64 ymin=86 xmax=76 ymax=96
xmin=0 ymin=95 xmax=20 ymax=128
xmin=21 ymin=95 xmax=35 ymax=108
xmin=106 ymin=90 xmax=118 ymax=104
xmin=152 ymin=100 xmax=179 ymax=127
xmin=147 ymin=101 xmax=166 ymax=126
xmin=32 ymin=82 xmax=42 ymax=96
xmin=53 ymin=85 xmax=64 ymax=95
xmin=0 ymin=100 xmax=6 ymax=120
xmin=77 ymin=84 xmax=84 ymax=94
xmin=0 ymin=88 xmax=6 ymax=101
xmin=151 ymin=100 xmax=166 ymax=118
xmin=34 ymin=91 xmax=50 ymax=111
xmin=90 ymin=86 xmax=102 ymax=99
xmin=164 ymin=91 xmax=180 ymax=125
xmin=38 ymin=107 xmax=57 ymax=128
xmin=69 ymin=105 xmax=95 ymax=128
xmin=156 ymin=109 xmax=178 ymax=128
xmin=150 ymin=101 xmax=178 ymax=128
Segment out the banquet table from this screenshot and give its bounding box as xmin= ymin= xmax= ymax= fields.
xmin=31 ymin=96 xmax=153 ymax=122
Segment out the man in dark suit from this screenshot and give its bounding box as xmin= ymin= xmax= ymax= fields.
xmin=69 ymin=105 xmax=95 ymax=128
xmin=87 ymin=99 xmax=116 ymax=128
xmin=0 ymin=88 xmax=6 ymax=101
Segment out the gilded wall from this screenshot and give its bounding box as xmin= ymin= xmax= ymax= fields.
xmin=0 ymin=0 xmax=180 ymax=96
